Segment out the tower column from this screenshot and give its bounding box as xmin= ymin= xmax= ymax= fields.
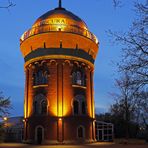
xmin=90 ymin=70 xmax=95 ymax=140
xmin=24 ymin=68 xmax=29 ymax=141
xmin=90 ymin=70 xmax=95 ymax=118
xmin=86 ymin=67 xmax=92 ymax=118
xmin=24 ymin=68 xmax=29 ymax=119
xmin=57 ymin=62 xmax=64 ymax=142
xmin=57 ymin=63 xmax=63 ymax=117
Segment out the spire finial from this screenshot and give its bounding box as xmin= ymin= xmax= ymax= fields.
xmin=59 ymin=0 xmax=62 ymax=8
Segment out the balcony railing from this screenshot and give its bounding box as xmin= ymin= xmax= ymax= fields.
xmin=20 ymin=24 xmax=98 ymax=44
xmin=72 ymin=84 xmax=86 ymax=89
xmin=33 ymin=84 xmax=48 ymax=89
xmin=72 ymin=80 xmax=86 ymax=89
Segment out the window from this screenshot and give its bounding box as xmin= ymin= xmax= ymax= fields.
xmin=72 ymin=68 xmax=86 ymax=86
xmin=77 ymin=126 xmax=85 ymax=138
xmin=82 ymin=101 xmax=86 ymax=115
xmin=34 ymin=101 xmax=38 ymax=114
xmin=76 ymin=71 xmax=82 ymax=85
xmin=33 ymin=67 xmax=49 ymax=86
xmin=73 ymin=100 xmax=79 ymax=115
xmin=41 ymin=100 xmax=47 ymax=114
xmin=72 ymin=72 xmax=76 ymax=84
xmin=73 ymin=95 xmax=87 ymax=115
xmin=33 ymin=94 xmax=47 ymax=115
xmin=42 ymin=71 xmax=48 ymax=84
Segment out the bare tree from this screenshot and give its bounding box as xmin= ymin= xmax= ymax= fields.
xmin=135 ymin=91 xmax=148 ymax=127
xmin=109 ymin=0 xmax=148 ymax=139
xmin=110 ymin=72 xmax=138 ymax=138
xmin=112 ymin=0 xmax=122 ymax=8
xmin=109 ymin=1 xmax=148 ymax=89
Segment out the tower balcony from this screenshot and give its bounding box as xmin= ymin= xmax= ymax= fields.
xmin=72 ymin=84 xmax=86 ymax=89
xmin=20 ymin=24 xmax=98 ymax=44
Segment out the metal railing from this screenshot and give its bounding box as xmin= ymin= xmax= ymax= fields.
xmin=20 ymin=24 xmax=98 ymax=44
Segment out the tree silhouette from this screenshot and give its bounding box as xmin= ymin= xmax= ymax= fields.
xmin=0 ymin=92 xmax=11 ymax=119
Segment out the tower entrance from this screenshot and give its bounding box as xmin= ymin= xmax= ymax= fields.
xmin=35 ymin=126 xmax=44 ymax=144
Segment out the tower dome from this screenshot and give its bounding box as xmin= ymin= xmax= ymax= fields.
xmin=20 ymin=6 xmax=98 ymax=59
xmin=33 ymin=7 xmax=88 ymax=31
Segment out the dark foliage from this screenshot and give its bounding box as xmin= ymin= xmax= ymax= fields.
xmin=0 ymin=92 xmax=11 ymax=119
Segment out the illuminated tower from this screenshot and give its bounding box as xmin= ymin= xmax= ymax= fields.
xmin=20 ymin=1 xmax=98 ymax=144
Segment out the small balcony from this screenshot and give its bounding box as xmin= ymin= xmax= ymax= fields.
xmin=33 ymin=84 xmax=48 ymax=89
xmin=72 ymin=80 xmax=86 ymax=89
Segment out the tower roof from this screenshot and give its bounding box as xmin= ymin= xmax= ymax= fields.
xmin=32 ymin=7 xmax=88 ymax=30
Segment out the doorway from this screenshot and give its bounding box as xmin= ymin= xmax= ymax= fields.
xmin=35 ymin=126 xmax=44 ymax=144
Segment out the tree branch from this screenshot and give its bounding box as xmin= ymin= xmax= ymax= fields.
xmin=112 ymin=0 xmax=122 ymax=8
xmin=0 ymin=0 xmax=15 ymax=9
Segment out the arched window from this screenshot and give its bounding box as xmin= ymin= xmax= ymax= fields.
xmin=82 ymin=74 xmax=86 ymax=86
xmin=76 ymin=71 xmax=82 ymax=85
xmin=73 ymin=100 xmax=79 ymax=115
xmin=33 ymin=67 xmax=49 ymax=86
xmin=41 ymin=100 xmax=47 ymax=114
xmin=34 ymin=101 xmax=38 ymax=114
xmin=72 ymin=68 xmax=86 ymax=86
xmin=42 ymin=71 xmax=48 ymax=84
xmin=73 ymin=95 xmax=87 ymax=115
xmin=82 ymin=101 xmax=86 ymax=115
xmin=33 ymin=73 xmax=37 ymax=86
xmin=72 ymin=72 xmax=76 ymax=84
xmin=33 ymin=94 xmax=47 ymax=115
xmin=77 ymin=126 xmax=85 ymax=138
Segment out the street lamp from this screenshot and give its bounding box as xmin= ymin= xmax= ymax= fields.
xmin=3 ymin=117 xmax=8 ymax=128
xmin=3 ymin=117 xmax=8 ymax=121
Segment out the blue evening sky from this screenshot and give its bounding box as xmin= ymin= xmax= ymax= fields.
xmin=0 ymin=0 xmax=142 ymax=117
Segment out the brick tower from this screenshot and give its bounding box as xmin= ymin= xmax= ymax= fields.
xmin=20 ymin=1 xmax=99 ymax=144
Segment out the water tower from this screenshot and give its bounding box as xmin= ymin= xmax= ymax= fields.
xmin=20 ymin=0 xmax=99 ymax=144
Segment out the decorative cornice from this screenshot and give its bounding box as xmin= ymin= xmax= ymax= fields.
xmin=24 ymin=55 xmax=94 ymax=69
xmin=24 ymin=48 xmax=94 ymax=64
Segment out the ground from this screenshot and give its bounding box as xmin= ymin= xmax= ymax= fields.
xmin=0 ymin=143 xmax=148 ymax=148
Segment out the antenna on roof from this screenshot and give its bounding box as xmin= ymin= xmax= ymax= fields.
xmin=59 ymin=0 xmax=62 ymax=8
